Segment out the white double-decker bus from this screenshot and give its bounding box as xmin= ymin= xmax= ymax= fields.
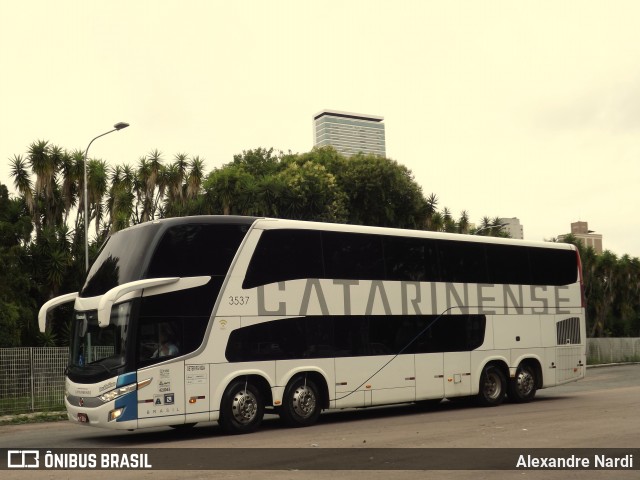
xmin=39 ymin=216 xmax=586 ymax=434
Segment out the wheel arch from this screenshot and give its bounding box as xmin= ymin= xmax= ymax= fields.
xmin=472 ymin=356 xmax=510 ymax=395
xmin=513 ymin=356 xmax=544 ymax=390
xmin=215 ymin=370 xmax=274 ymax=411
xmin=281 ymin=369 xmax=330 ymax=410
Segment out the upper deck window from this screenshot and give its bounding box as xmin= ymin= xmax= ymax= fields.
xmin=242 ymin=228 xmax=577 ymax=289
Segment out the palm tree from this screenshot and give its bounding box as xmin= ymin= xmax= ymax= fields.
xmin=59 ymin=150 xmax=81 ymax=224
xmin=134 ymin=152 xmax=167 ymax=223
xmin=186 ymin=156 xmax=205 ymax=200
xmin=457 ymin=210 xmax=470 ymax=234
xmin=430 ymin=211 xmax=444 ymax=232
xmin=9 ymin=155 xmax=34 ymax=217
xmin=86 ymin=159 xmax=109 ymax=237
xmin=105 ymin=164 xmax=135 ymax=233
xmin=442 ymin=207 xmax=457 ymax=233
xmin=424 ymin=193 xmax=439 ymax=230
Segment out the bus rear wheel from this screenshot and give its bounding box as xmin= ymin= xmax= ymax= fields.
xmin=279 ymin=376 xmax=321 ymax=427
xmin=508 ymin=364 xmax=537 ymax=403
xmin=219 ymin=379 xmax=264 ymax=434
xmin=477 ymin=365 xmax=506 ymax=407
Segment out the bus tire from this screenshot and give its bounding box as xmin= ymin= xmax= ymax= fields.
xmin=508 ymin=364 xmax=537 ymax=403
xmin=279 ymin=376 xmax=321 ymax=427
xmin=477 ymin=365 xmax=506 ymax=407
xmin=219 ymin=379 xmax=264 ymax=434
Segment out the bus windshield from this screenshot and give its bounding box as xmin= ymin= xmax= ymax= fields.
xmin=81 ymin=223 xmax=162 ymax=297
xmin=68 ymin=301 xmax=134 ymax=382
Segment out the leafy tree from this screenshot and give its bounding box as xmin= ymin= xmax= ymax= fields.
xmin=0 ymin=183 xmax=34 ymax=346
xmin=331 ymin=152 xmax=426 ymax=229
xmin=204 ymin=164 xmax=254 ymax=215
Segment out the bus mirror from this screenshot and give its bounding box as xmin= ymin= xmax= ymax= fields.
xmin=38 ymin=292 xmax=79 ymax=333
xmin=97 ymin=278 xmax=180 ymax=327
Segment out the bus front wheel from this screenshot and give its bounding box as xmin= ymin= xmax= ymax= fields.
xmin=219 ymin=379 xmax=264 ymax=434
xmin=507 ymin=364 xmax=537 ymax=403
xmin=477 ymin=365 xmax=506 ymax=407
xmin=279 ymin=376 xmax=321 ymax=427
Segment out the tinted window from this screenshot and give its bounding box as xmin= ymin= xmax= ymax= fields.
xmin=81 ymin=223 xmax=161 ymax=297
xmin=147 ymin=224 xmax=247 ymax=278
xmin=226 ymin=317 xmax=333 ymax=361
xmin=136 ymin=313 xmax=209 ymax=367
xmin=323 ymin=232 xmax=385 ymax=280
xmin=485 ymin=244 xmax=531 ymax=285
xmin=438 ymin=241 xmax=488 ymax=284
xmin=384 ymin=236 xmax=440 ymax=282
xmin=242 ymin=229 xmax=577 ymax=289
xmin=243 ymin=229 xmax=323 ymax=289
xmin=225 ymin=314 xmax=486 ymax=361
xmin=529 ymin=247 xmax=577 ymax=285
xmin=420 ymin=314 xmax=486 ymax=352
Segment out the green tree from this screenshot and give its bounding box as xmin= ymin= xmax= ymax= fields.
xmin=0 ymin=183 xmax=35 ymax=346
xmin=204 ymin=164 xmax=254 ymax=215
xmin=276 ymin=160 xmax=347 ymax=222
xmin=333 ymin=152 xmax=426 ymax=229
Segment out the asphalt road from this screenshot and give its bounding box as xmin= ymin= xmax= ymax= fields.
xmin=1 ymin=364 xmax=639 ymax=480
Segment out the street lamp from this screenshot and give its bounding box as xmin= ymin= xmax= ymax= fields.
xmin=473 ymin=223 xmax=508 ymax=236
xmin=83 ymin=122 xmax=130 ymax=271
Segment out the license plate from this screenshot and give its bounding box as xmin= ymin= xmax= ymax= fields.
xmin=77 ymin=413 xmax=89 ymax=423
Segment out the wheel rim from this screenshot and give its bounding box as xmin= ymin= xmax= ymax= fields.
xmin=231 ymin=389 xmax=258 ymax=425
xmin=516 ymin=369 xmax=534 ymax=397
xmin=291 ymin=385 xmax=317 ymax=419
xmin=483 ymin=371 xmax=502 ymax=400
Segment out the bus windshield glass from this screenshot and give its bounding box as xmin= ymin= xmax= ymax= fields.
xmin=81 ymin=223 xmax=162 ymax=297
xmin=68 ymin=302 xmax=133 ymax=381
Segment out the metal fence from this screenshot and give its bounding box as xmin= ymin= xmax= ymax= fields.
xmin=587 ymin=337 xmax=640 ymax=364
xmin=1 ymin=340 xmax=640 ymax=417
xmin=0 ymin=347 xmax=68 ymax=416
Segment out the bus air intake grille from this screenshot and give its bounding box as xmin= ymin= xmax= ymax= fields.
xmin=556 ymin=317 xmax=581 ymax=345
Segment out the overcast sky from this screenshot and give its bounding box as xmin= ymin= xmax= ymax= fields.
xmin=1 ymin=1 xmax=639 ymax=257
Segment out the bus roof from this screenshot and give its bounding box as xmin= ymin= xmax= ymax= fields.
xmin=252 ymin=217 xmax=575 ymax=251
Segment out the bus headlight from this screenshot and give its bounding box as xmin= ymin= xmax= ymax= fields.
xmin=99 ymin=383 xmax=137 ymax=403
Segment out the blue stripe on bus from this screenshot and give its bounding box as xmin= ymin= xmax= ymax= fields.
xmin=117 ymin=372 xmax=137 ymax=388
xmin=115 ymin=390 xmax=138 ymax=422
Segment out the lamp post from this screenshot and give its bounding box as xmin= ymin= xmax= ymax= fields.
xmin=83 ymin=122 xmax=129 ymax=271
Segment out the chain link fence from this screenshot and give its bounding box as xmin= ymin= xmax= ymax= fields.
xmin=1 ymin=340 xmax=640 ymax=416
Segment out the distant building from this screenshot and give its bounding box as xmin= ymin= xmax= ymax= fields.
xmin=559 ymin=221 xmax=603 ymax=253
xmin=499 ymin=217 xmax=524 ymax=239
xmin=313 ymin=109 xmax=386 ymax=157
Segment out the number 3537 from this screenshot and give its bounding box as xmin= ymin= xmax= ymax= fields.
xmin=228 ymin=296 xmax=249 ymax=306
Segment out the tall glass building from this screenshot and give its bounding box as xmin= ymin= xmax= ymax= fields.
xmin=313 ymin=110 xmax=386 ymax=157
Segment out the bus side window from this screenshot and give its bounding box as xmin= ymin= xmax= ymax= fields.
xmin=243 ymin=230 xmax=323 ymax=289
xmin=323 ymin=232 xmax=385 ymax=280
